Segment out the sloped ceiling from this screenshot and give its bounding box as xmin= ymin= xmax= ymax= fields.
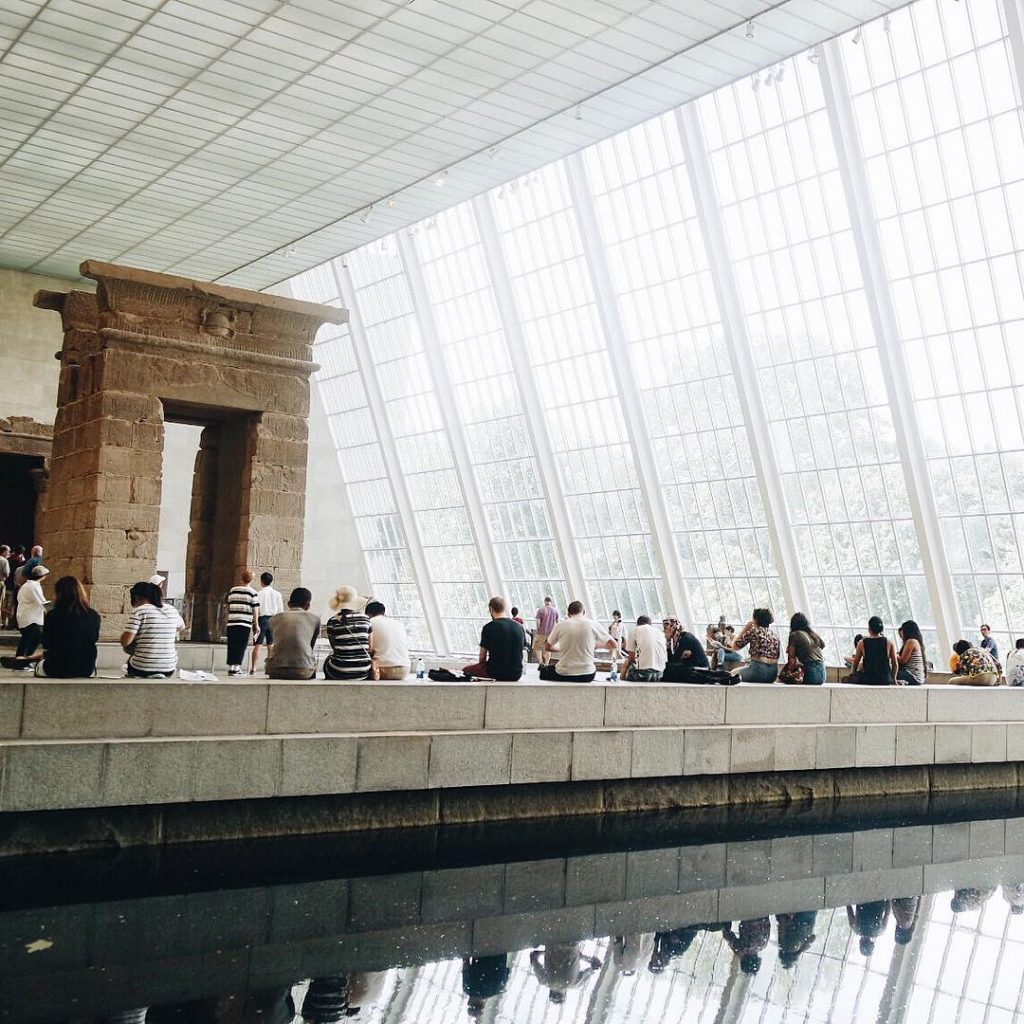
xmin=0 ymin=0 xmax=905 ymax=289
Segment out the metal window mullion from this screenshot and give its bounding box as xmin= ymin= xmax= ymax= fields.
xmin=818 ymin=39 xmax=961 ymax=657
xmin=333 ymin=259 xmax=451 ymax=655
xmin=563 ymin=151 xmax=697 ymax=628
xmin=472 ymin=193 xmax=592 ymax=609
xmin=397 ymin=231 xmax=504 ymax=600
xmin=1006 ymin=0 xmax=1024 ymax=118
xmin=674 ymin=104 xmax=811 ymax=620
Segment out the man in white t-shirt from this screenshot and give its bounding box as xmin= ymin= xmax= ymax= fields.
xmin=251 ymin=571 xmax=284 ymax=675
xmin=367 ymin=600 xmax=411 ymax=680
xmin=624 ymin=615 xmax=667 ymax=681
xmin=1005 ymin=638 xmax=1024 ymax=687
xmin=540 ymin=600 xmax=618 ymax=682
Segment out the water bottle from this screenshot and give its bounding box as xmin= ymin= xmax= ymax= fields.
xmin=416 ymin=657 xmax=426 ymax=680
xmin=609 ymin=654 xmax=619 ymax=683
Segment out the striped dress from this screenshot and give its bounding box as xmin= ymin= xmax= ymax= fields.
xmin=903 ymin=642 xmax=926 ymax=685
xmin=324 ymin=610 xmax=372 ymax=680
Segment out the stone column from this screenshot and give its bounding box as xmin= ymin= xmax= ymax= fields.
xmin=34 ymin=261 xmax=346 ymax=637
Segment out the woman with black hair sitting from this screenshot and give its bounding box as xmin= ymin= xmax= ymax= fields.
xmin=1 ymin=575 xmax=100 ymax=677
xmin=121 ymin=581 xmax=184 ymax=678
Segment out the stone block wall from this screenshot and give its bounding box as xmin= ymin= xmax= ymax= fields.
xmin=35 ymin=261 xmax=346 ymax=635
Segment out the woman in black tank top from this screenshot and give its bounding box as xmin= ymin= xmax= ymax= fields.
xmin=850 ymin=616 xmax=898 ymax=685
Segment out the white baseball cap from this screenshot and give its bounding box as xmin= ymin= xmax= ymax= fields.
xmin=149 ymin=574 xmax=166 ymax=586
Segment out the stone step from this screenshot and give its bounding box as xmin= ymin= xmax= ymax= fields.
xmin=1 ymin=713 xmax=1022 ymax=813
xmin=0 ymin=677 xmax=1005 ymax=743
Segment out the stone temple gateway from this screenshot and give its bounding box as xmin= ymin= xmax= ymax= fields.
xmin=34 ymin=261 xmax=347 ymax=639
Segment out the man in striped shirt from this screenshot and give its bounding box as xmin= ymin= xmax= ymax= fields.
xmin=224 ymin=570 xmax=260 ymax=676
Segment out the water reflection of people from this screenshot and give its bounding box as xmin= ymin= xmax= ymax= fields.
xmin=776 ymin=911 xmax=817 ymax=969
xmin=951 ymin=887 xmax=996 ymax=914
xmin=847 ymin=901 xmax=891 ymax=955
xmin=722 ymin=919 xmax=770 ymax=975
xmin=1002 ymin=883 xmax=1024 ymax=915
xmin=530 ymin=944 xmax=601 ymax=1003
xmin=892 ymin=896 xmax=921 ymax=944
xmin=612 ymin=933 xmax=655 ymax=975
xmin=649 ymin=927 xmax=700 ymax=972
xmin=300 ymin=977 xmax=347 ymax=1023
xmin=463 ymin=954 xmax=512 ymax=1018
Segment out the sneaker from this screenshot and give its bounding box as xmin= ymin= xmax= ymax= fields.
xmin=227 ymin=667 xmax=239 ymax=676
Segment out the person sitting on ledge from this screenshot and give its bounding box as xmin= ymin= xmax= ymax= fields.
xmin=1 ymin=575 xmax=101 ymax=677
xmin=949 ymin=639 xmax=1000 ymax=686
xmin=264 ymin=587 xmax=321 ymax=680
xmin=540 ymin=600 xmax=618 ymax=682
xmin=895 ymin=620 xmax=927 ymax=686
xmin=728 ymin=608 xmax=780 ymax=683
xmin=366 ymin=600 xmax=411 ymax=680
xmin=662 ymin=618 xmax=710 ymax=682
xmin=463 ymin=596 xmax=526 ymax=681
xmin=785 ymin=612 xmax=826 ymax=686
xmin=623 ymin=614 xmax=666 ymax=681
xmin=844 ymin=633 xmax=864 ymax=669
xmin=121 ymin=581 xmax=185 ymax=679
xmin=1005 ymin=638 xmax=1024 ymax=687
xmin=706 ymin=621 xmax=742 ymax=670
xmin=323 ymin=585 xmax=373 ymax=680
xmin=844 ymin=616 xmax=898 ymax=685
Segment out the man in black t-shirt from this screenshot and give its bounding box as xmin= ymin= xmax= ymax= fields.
xmin=463 ymin=596 xmax=526 ymax=681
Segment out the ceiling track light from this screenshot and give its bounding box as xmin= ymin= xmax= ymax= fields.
xmin=808 ymin=50 xmax=820 ymax=64
xmin=360 ymin=205 xmax=374 ymax=224
xmin=435 ymin=169 xmax=449 ymax=186
xmin=575 ymin=103 xmax=583 ymax=120
xmin=775 ymin=61 xmax=786 ymax=82
xmin=745 ymin=20 xmax=754 ymax=38
xmin=751 ymin=74 xmax=761 ymax=92
xmin=386 ymin=197 xmax=396 ymax=209
xmin=487 ymin=145 xmax=499 ymax=159
xmin=852 ymin=25 xmax=863 ymax=44
xmin=883 ymin=13 xmax=892 ymax=33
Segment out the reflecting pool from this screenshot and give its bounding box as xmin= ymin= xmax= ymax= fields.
xmin=5 ymin=792 xmax=1024 ymax=1023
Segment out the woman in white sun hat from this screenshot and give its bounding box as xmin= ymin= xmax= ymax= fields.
xmin=14 ymin=564 xmax=48 ymax=662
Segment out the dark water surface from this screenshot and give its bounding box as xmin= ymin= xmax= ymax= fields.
xmin=5 ymin=790 xmax=1024 ymax=1023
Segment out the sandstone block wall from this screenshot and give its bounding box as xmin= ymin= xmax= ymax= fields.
xmin=35 ymin=261 xmax=347 ymax=637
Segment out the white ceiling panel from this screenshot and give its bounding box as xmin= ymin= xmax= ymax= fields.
xmin=0 ymin=0 xmax=908 ymax=287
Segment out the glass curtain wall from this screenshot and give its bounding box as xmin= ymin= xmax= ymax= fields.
xmin=290 ymin=264 xmax=431 ymax=648
xmin=843 ymin=0 xmax=1024 ymax=657
xmin=489 ymin=163 xmax=665 ymax=621
xmin=290 ymin=0 xmax=1024 ymax=659
xmin=696 ymin=51 xmax=935 ymax=657
xmin=344 ymin=248 xmax=489 ymax=653
xmin=582 ymin=111 xmax=785 ymax=630
xmin=411 ymin=204 xmax=570 ymax=614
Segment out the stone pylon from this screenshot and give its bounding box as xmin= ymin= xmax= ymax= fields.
xmin=34 ymin=261 xmax=346 ymax=638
